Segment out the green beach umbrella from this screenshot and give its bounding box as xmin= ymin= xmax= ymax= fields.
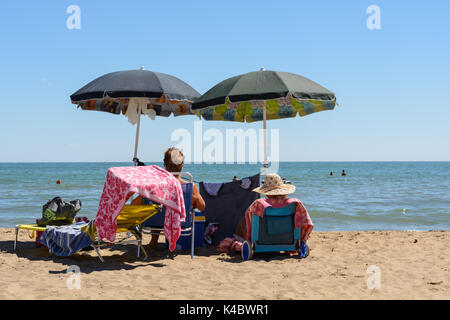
xmin=192 ymin=68 xmax=337 ymax=172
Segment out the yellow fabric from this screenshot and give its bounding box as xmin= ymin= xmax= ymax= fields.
xmin=17 ymin=224 xmax=46 ymax=232
xmin=116 ymin=204 xmax=160 ymax=233
xmin=80 ymin=221 xmax=97 ymax=241
xmin=17 ymin=205 xmax=159 ymax=241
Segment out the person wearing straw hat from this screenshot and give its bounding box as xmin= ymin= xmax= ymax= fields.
xmin=252 ymin=173 xmax=296 ymax=196
xmin=242 ymin=173 xmax=314 ymax=247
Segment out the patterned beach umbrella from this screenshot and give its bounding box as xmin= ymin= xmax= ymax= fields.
xmin=192 ymin=68 xmax=337 ymax=171
xmin=70 ymin=68 xmax=200 ymax=164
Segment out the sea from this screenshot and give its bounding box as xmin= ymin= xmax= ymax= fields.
xmin=0 ymin=162 xmax=449 ymax=231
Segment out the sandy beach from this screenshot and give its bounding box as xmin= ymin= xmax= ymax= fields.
xmin=0 ymin=228 xmax=448 ymax=300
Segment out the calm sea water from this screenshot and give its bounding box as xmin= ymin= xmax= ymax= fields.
xmin=0 ymin=162 xmax=449 ymax=231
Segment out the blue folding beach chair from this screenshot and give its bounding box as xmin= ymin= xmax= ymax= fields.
xmin=140 ymin=172 xmax=198 ymax=259
xmin=241 ymin=203 xmax=309 ymax=260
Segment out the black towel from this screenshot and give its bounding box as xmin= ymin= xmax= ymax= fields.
xmin=200 ymin=173 xmax=260 ymax=245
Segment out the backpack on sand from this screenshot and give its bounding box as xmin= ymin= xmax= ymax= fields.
xmin=37 ymin=197 xmax=82 ymax=227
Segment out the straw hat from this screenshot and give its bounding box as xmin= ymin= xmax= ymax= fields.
xmin=253 ymin=173 xmax=296 ymax=195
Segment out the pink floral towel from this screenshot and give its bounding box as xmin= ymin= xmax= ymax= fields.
xmin=94 ymin=165 xmax=186 ymax=251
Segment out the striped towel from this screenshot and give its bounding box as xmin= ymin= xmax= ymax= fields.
xmin=38 ymin=221 xmax=93 ymax=256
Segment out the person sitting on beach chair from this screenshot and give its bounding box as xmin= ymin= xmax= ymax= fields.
xmin=243 ymin=173 xmax=313 ymax=251
xmin=131 ymin=147 xmax=205 ymax=250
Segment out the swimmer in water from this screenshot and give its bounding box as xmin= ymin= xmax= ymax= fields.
xmin=341 ymin=170 xmax=346 ymax=176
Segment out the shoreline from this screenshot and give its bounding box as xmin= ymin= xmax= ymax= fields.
xmin=1 ymin=228 xmax=448 ymax=299
xmin=1 ymin=161 xmax=449 ymax=163
xmin=2 ymin=224 xmax=448 ymax=232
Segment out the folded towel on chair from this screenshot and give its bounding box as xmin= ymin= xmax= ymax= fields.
xmin=38 ymin=221 xmax=93 ymax=257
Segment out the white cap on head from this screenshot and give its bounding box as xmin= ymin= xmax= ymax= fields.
xmin=171 ymin=148 xmax=184 ymax=165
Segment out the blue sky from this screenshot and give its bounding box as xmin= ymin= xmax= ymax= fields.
xmin=0 ymin=0 xmax=449 ymax=162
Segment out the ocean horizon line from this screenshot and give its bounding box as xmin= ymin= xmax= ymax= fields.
xmin=1 ymin=160 xmax=449 ymax=164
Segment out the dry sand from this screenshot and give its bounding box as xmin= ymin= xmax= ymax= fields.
xmin=0 ymin=228 xmax=448 ymax=300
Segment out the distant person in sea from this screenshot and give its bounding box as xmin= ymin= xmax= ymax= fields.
xmin=282 ymin=177 xmax=286 ymax=184
xmin=341 ymin=170 xmax=346 ymax=176
xmin=233 ymin=176 xmax=239 ymax=182
xmin=132 ymin=147 xmax=205 ymax=250
xmin=330 ymin=171 xmax=333 ymax=176
xmin=240 ymin=173 xmax=313 ymax=244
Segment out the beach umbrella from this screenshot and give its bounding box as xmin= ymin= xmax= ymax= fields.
xmin=192 ymin=68 xmax=337 ymax=173
xmin=70 ymin=67 xmax=200 ymax=165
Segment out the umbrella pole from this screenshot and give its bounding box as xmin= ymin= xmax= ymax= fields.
xmin=133 ymin=104 xmax=142 ymax=166
xmin=263 ymin=103 xmax=268 ymax=175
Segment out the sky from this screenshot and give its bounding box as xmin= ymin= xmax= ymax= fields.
xmin=0 ymin=0 xmax=449 ymax=162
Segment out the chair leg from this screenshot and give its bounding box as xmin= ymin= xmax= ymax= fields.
xmin=140 ymin=241 xmax=148 ymax=261
xmin=191 ymin=216 xmax=195 ymax=260
xmin=92 ymin=245 xmax=104 ymax=263
xmin=137 ymin=241 xmax=141 ymax=258
xmin=132 ymin=230 xmax=147 ymax=261
xmin=14 ymin=225 xmax=19 ymax=251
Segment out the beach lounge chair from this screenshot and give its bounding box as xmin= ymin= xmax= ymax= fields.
xmin=14 ymin=224 xmax=46 ymax=251
xmin=90 ymin=204 xmax=160 ymax=262
xmin=140 ymin=172 xmax=198 ymax=259
xmin=15 ymin=165 xmax=185 ymax=262
xmin=241 ymin=203 xmax=309 ymax=260
xmin=14 ymin=204 xmax=160 ymax=263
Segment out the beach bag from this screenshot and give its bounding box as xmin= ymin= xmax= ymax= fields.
xmin=216 ymin=237 xmax=242 ymax=253
xmin=37 ymin=197 xmax=82 ymax=227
